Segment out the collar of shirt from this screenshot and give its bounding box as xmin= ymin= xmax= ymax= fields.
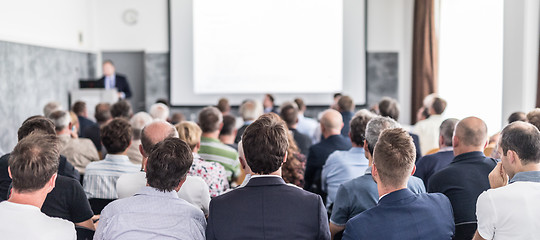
xmin=201 ymin=136 xmax=221 ymax=143
xmin=134 ymin=186 xmax=179 ymax=199
xmin=452 ymin=151 xmax=485 ymax=163
xmin=379 ymin=192 xmax=390 ymax=201
xmin=349 ymin=147 xmax=365 ymax=154
xmin=364 ymin=166 xmax=372 ymax=175
xmin=438 ymin=146 xmax=453 ymax=152
xmin=509 ymin=171 xmax=540 ymax=184
xmin=104 ymin=154 xmax=131 ymax=163
xmin=192 ymin=152 xmax=202 ymax=160
xmin=250 ymin=174 xmax=282 ymax=179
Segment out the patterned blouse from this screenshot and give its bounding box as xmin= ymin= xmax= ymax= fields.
xmin=190 ymin=153 xmax=230 ymax=197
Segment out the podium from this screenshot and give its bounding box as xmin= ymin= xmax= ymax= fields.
xmin=70 ymin=89 xmax=119 ymax=121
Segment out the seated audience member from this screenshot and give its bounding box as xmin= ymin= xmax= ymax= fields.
xmin=280 ymin=104 xmax=312 ymax=156
xmin=219 ymin=115 xmax=238 ymax=150
xmin=0 ymin=133 xmax=76 ymax=239
xmin=330 ymin=116 xmax=425 ymax=238
xmin=337 ymin=95 xmax=355 ymax=137
xmin=331 ymin=93 xmax=342 ymax=111
xmin=304 ymin=109 xmax=352 ymax=197
xmin=110 ymin=100 xmax=132 ymax=120
xmin=473 ymin=122 xmax=540 ymax=240
xmin=429 ymin=117 xmax=497 ymax=240
xmin=206 ymin=114 xmax=330 ymax=239
xmin=170 ymin=112 xmax=185 ymax=125
xmin=216 ymin=98 xmax=231 ymax=115
xmin=282 ymin=130 xmax=307 ymax=188
xmin=263 ymin=93 xmax=278 ymax=114
xmin=235 ymin=99 xmax=263 ymax=143
xmin=414 ymin=118 xmax=459 ymax=188
xmin=322 ymin=110 xmax=374 ymax=208
xmin=68 ymin=111 xmax=80 ymax=138
xmin=294 ymin=98 xmax=319 ymax=144
xmin=72 ymin=101 xmax=95 ymax=136
xmin=378 ymin=97 xmax=423 ymax=160
xmin=343 ymin=128 xmax=454 ymax=240
xmin=83 ymin=118 xmax=140 ymax=199
xmin=526 ymin=108 xmax=540 ymax=130
xmin=149 ymin=102 xmax=170 ymax=121
xmin=508 ymin=111 xmax=527 ymax=123
xmin=0 ymin=117 xmax=80 ymax=200
xmin=489 ymin=112 xmax=528 ymax=159
xmin=116 ymin=120 xmax=210 ymax=215
xmin=176 ymin=121 xmax=229 ymax=197
xmin=43 ymin=101 xmax=63 ymax=117
xmin=413 ymin=97 xmax=447 ymax=155
xmin=127 ymin=112 xmax=153 ymax=165
xmin=197 ymin=107 xmax=240 ymax=183
xmin=96 ymin=138 xmax=206 ymax=240
xmin=234 ymin=140 xmax=253 ymax=188
xmin=83 ymin=103 xmax=112 ymax=153
xmin=48 ymin=110 xmax=99 ymax=175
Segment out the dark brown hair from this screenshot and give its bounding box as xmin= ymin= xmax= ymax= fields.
xmin=431 ymin=97 xmax=447 ymax=115
xmin=373 ymin=128 xmax=415 ymax=188
xmin=378 ymin=97 xmax=400 ymax=121
xmin=198 ymin=106 xmax=222 ymax=132
xmin=350 ymin=110 xmax=374 ymax=146
xmin=101 ymin=118 xmax=132 ymax=154
xmin=220 ymin=115 xmax=236 ymax=136
xmin=111 ymin=100 xmax=132 ymax=119
xmin=217 ymin=98 xmax=230 ymax=113
xmin=280 ymin=104 xmax=298 ymax=127
xmin=500 ymin=122 xmax=540 ymax=164
xmin=338 ymin=95 xmax=354 ymax=112
xmin=95 ymin=103 xmax=112 ymax=123
xmin=71 ymin=101 xmax=87 ymax=115
xmin=17 ymin=116 xmax=56 ymax=141
xmin=146 ymin=138 xmax=193 ymax=192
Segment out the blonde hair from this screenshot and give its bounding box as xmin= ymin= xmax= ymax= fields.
xmin=175 ymin=121 xmax=202 ymax=151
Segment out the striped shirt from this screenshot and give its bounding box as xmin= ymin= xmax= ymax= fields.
xmin=198 ymin=137 xmax=240 ymax=182
xmin=83 ymin=154 xmax=140 ymax=199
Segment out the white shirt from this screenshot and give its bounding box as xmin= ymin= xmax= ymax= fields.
xmin=0 ymin=201 xmax=76 ymax=240
xmin=412 ymin=114 xmax=444 ymax=155
xmin=116 ymin=171 xmax=210 ymax=215
xmin=296 ymin=114 xmax=320 ymax=144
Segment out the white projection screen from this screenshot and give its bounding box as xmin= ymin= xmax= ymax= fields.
xmin=169 ymin=0 xmax=366 ymax=106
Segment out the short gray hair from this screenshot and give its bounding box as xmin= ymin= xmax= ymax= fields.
xmin=43 ymin=102 xmax=62 ymax=118
xmin=130 ymin=112 xmax=153 ymax=140
xmin=150 ymin=103 xmax=170 ymax=121
xmin=365 ymin=116 xmax=400 ymax=155
xmin=439 ymin=118 xmax=459 ymax=147
xmin=239 ymin=100 xmax=263 ymax=121
xmin=48 ymin=110 xmax=71 ymax=131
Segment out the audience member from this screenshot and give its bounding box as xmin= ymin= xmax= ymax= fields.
xmin=127 ymin=112 xmax=153 ymax=165
xmin=72 ymin=101 xmax=95 ymax=136
xmin=336 ymin=95 xmax=355 ymax=137
xmin=155 ymin=98 xmax=169 ymax=107
xmin=96 ymin=138 xmax=206 ymax=239
xmin=473 ymin=121 xmax=540 ymax=240
xmin=526 ymin=108 xmax=540 ymax=130
xmin=170 ymin=112 xmax=185 ymax=125
xmin=43 ymin=101 xmax=62 ymax=118
xmin=149 ymin=102 xmax=170 ymax=121
xmin=304 ymin=109 xmax=352 ymax=198
xmin=331 ymin=93 xmax=342 ymax=111
xmin=0 ymin=133 xmax=76 ymax=239
xmin=48 ymin=110 xmax=99 ymax=175
xmin=216 ymin=97 xmax=231 ymax=115
xmin=219 ymin=114 xmax=238 ymax=150
xmin=282 ymin=130 xmax=307 ymax=188
xmin=508 ymin=111 xmax=527 ymax=124
xmin=294 ymin=97 xmax=320 ymax=144
xmin=342 ymin=128 xmax=454 ymax=239
xmin=428 ymin=117 xmax=497 ymax=240
xmin=206 ymin=113 xmax=330 ymax=239
xmin=329 ymin=116 xmax=425 ymax=238
xmin=83 ymin=103 xmax=112 ymax=153
xmin=176 ymin=121 xmax=229 ymax=197
xmin=322 ymin=110 xmax=374 ymax=208
xmin=414 ymin=118 xmax=459 ymax=188
xmin=263 ymin=93 xmax=278 ymax=114
xmin=235 ymin=99 xmax=263 ymax=143
xmin=413 ymin=97 xmax=447 ymax=155
xmin=197 ymin=107 xmax=240 ymax=183
xmin=83 ymin=118 xmax=140 ymax=199
xmin=110 ymin=100 xmax=132 ymax=119
xmin=68 ymin=111 xmax=80 ymax=138
xmin=280 ymin=104 xmax=312 ymax=156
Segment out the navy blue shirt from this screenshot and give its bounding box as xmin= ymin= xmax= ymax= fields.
xmin=340 ymin=111 xmax=354 ymax=137
xmin=414 ymin=149 xmax=454 ymax=188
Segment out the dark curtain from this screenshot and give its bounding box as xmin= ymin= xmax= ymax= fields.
xmin=411 ymin=0 xmax=438 ymax=124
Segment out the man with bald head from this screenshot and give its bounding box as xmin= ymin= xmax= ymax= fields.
xmin=304 ymin=109 xmax=352 ymax=198
xmin=428 ymin=117 xmax=497 ymax=240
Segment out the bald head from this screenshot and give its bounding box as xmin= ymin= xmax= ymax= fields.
xmin=454 ymin=117 xmax=488 ymax=148
xmin=140 ymin=120 xmax=179 ymax=156
xmin=320 ymin=109 xmax=343 ymax=135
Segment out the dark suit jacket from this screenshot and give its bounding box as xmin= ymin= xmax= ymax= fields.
xmin=98 ymin=74 xmax=132 ymax=98
xmin=291 ymin=128 xmax=312 ymax=156
xmin=77 ymin=115 xmax=95 ymax=137
xmin=234 ymin=124 xmax=249 ymax=144
xmin=83 ymin=123 xmax=102 ymax=151
xmin=409 ymin=132 xmax=422 ymax=161
xmin=206 ymin=176 xmax=330 ymax=240
xmin=304 ymin=135 xmax=351 ymax=196
xmin=340 ymin=111 xmax=354 ymax=137
xmin=343 ymin=189 xmax=455 ymax=240
xmin=414 ymin=150 xmax=454 ymax=189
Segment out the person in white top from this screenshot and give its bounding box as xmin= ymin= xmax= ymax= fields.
xmin=294 ymin=98 xmax=320 ymax=144
xmin=0 ymin=133 xmax=76 ymax=240
xmin=413 ymin=97 xmax=447 ymax=155
xmin=473 ymin=122 xmax=540 ymax=240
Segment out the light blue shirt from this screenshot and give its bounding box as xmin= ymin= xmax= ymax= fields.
xmin=83 ymin=154 xmax=140 ymax=199
xmin=94 ymin=186 xmax=206 ymax=240
xmin=104 ymin=75 xmax=116 ymax=89
xmin=296 ymin=114 xmax=320 ymax=144
xmin=322 ymin=147 xmax=369 ymax=207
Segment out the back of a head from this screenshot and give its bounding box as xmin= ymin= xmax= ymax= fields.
xmin=242 ymin=113 xmax=288 ymax=174
xmin=9 ymin=133 xmax=59 ymax=193
xmin=431 ymin=97 xmax=447 ymax=115
xmin=101 ymin=118 xmax=132 ymax=154
xmin=508 ymin=111 xmax=526 ymax=124
xmin=146 ymin=138 xmax=193 ymax=192
xmin=170 ymin=112 xmax=185 ymax=124
xmin=499 ymin=121 xmax=540 ymax=165
xmin=365 ymin=116 xmax=401 ymax=155
xmin=454 ymin=117 xmax=488 ymax=147
xmin=373 ymin=128 xmax=416 ymax=188
xmin=130 ymin=112 xmax=153 ymax=140
xmin=320 ymin=109 xmax=344 ymax=132
xmin=95 ymin=103 xmax=112 ymax=123
xmin=337 ymin=95 xmax=354 ymax=112
xmin=198 ymin=106 xmax=223 ymax=133
xmin=217 ymin=98 xmax=231 ymax=113
xmin=48 ymin=110 xmax=71 ymax=132
xmin=239 ymin=100 xmax=262 ymax=121
xmin=439 ymin=118 xmax=459 ymax=147
xmin=176 ymin=121 xmax=202 ymax=151
xmin=18 ymin=116 xmax=56 ymax=141
xmin=72 ymin=101 xmax=86 ymax=116
xmin=350 ymin=109 xmax=375 ymax=146
xmin=43 ymin=101 xmax=62 ymax=118
xmin=378 ymin=97 xmax=400 ymax=121
xmin=150 ymin=103 xmax=170 ymax=121
xmin=111 ymin=100 xmax=133 ymax=119
xmin=526 ymin=109 xmax=540 ymax=130
xmin=141 ymin=120 xmax=179 ymax=155
xmin=220 ymin=115 xmax=237 ymax=136
xmin=280 ymin=104 xmax=298 ymax=128
xmin=294 ymin=98 xmax=306 ymax=112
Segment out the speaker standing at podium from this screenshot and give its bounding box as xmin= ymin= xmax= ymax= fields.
xmin=98 ymin=60 xmax=132 ymax=99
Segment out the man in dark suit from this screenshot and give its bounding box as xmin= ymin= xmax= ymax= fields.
xmin=98 ymin=60 xmax=132 ymax=99
xmin=206 ymin=113 xmax=330 ymax=239
xmin=71 ymin=101 xmax=95 ymax=137
xmin=337 ymin=96 xmax=354 ymax=137
xmin=304 ymin=109 xmax=352 ymax=198
xmin=428 ymin=117 xmax=497 ymax=240
xmin=343 ymin=128 xmax=454 ymax=240
xmin=280 ymin=104 xmax=311 ymax=156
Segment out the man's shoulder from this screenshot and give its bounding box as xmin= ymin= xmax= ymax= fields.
xmin=325 ymin=150 xmax=347 ymax=164
xmin=215 ymin=181 xmax=319 ymax=202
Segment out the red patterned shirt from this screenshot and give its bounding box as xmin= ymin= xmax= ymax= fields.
xmin=190 ymin=153 xmax=229 ymax=197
